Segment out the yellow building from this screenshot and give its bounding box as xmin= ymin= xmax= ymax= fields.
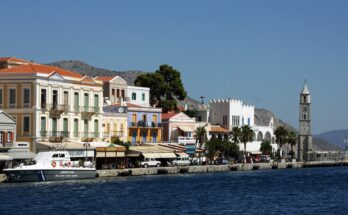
xmin=102 ymin=105 xmax=128 ymax=143
xmin=0 ymin=57 xmax=103 ymax=152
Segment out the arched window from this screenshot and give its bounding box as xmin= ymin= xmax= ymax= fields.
xmin=257 ymin=132 xmax=263 ymax=141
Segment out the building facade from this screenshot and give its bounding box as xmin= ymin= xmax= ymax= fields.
xmin=127 ymin=103 xmax=162 ymax=144
xmin=97 ymin=76 xmax=127 ymax=104
xmin=0 ymin=58 xmax=103 ymax=152
xmin=102 ymin=105 xmax=128 ymax=143
xmin=0 ymin=111 xmax=16 ymax=149
xmin=126 ymin=85 xmax=150 ymax=107
xmin=298 ymin=83 xmax=313 ymax=161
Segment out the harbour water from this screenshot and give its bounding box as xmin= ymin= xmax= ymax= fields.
xmin=1 ymin=167 xmax=348 ymax=214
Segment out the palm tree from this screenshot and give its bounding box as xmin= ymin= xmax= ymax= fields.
xmin=260 ymin=140 xmax=272 ymax=155
xmin=240 ymin=125 xmax=254 ymax=163
xmin=194 ymin=126 xmax=207 ymax=149
xmin=231 ymin=127 xmax=241 ymax=144
xmin=274 ymin=126 xmax=288 ymax=159
xmin=287 ymin=130 xmax=297 ymax=160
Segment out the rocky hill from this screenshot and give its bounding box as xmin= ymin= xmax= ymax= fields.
xmin=315 ymin=129 xmax=348 ymax=150
xmin=47 ymin=60 xmax=143 ymax=86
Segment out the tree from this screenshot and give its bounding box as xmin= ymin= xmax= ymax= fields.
xmin=112 ymin=138 xmax=131 ymax=151
xmin=274 ymin=126 xmax=288 ymax=159
xmin=222 ymin=140 xmax=240 ymax=159
xmin=260 ymin=140 xmax=272 ymax=155
xmin=205 ymin=138 xmax=221 ymax=162
xmin=240 ymin=125 xmax=254 ymax=163
xmin=231 ymin=127 xmax=241 ymax=144
xmin=134 ymin=64 xmax=187 ymax=112
xmin=287 ymin=130 xmax=297 ymax=159
xmin=194 ymin=126 xmax=207 ymax=149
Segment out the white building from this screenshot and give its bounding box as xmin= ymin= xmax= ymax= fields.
xmin=126 ymin=85 xmax=150 ymax=107
xmin=209 ymin=98 xmax=277 ymax=154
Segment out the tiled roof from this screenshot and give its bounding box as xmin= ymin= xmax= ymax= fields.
xmin=95 ymin=76 xmax=116 ymax=82
xmin=161 ymin=112 xmax=178 ymax=120
xmin=0 ymin=63 xmax=83 ymax=78
xmin=210 ymin=125 xmax=230 ymax=133
xmin=0 ymin=57 xmax=30 ymax=63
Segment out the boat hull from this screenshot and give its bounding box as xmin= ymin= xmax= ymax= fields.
xmin=3 ymin=169 xmax=97 ymax=182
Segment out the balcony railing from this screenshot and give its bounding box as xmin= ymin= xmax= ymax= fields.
xmin=41 ymin=131 xmax=70 ymax=138
xmin=103 ymin=131 xmax=124 ymax=138
xmin=0 ymin=142 xmax=14 ymax=148
xmin=177 ymin=136 xmax=196 ymax=145
xmin=81 ymin=132 xmax=99 ymax=138
xmin=129 ymin=121 xmax=162 ymax=128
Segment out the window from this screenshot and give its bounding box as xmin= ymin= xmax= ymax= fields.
xmin=112 ymin=89 xmax=115 ymax=96
xmin=132 ymin=93 xmax=136 ymax=100
xmin=142 ymin=114 xmax=147 ymax=122
xmin=303 ymin=96 xmax=307 ymax=103
xmin=232 ymin=116 xmax=240 ymax=126
xmin=74 ymin=92 xmax=79 ymax=112
xmin=116 ymin=89 xmax=120 ymax=98
xmin=23 ymin=116 xmax=30 ymax=134
xmin=152 ymin=115 xmax=157 ymax=123
xmin=63 ymin=91 xmax=69 ymax=106
xmin=303 ymin=114 xmax=307 ymax=120
xmin=142 ymin=93 xmax=145 ymax=101
xmin=303 ymin=107 xmax=308 ymax=113
xmin=132 ymin=114 xmax=137 ymax=123
xmin=223 ymin=115 xmax=228 ymax=125
xmin=41 ymin=117 xmax=46 ymax=132
xmin=0 ymin=88 xmax=3 ymax=108
xmin=23 ymin=88 xmax=30 ymax=108
xmin=9 ymin=88 xmax=16 ymax=108
xmin=248 ymin=118 xmax=251 ymax=126
xmin=41 ymin=89 xmax=47 ymax=109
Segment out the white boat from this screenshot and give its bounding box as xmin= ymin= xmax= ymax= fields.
xmin=3 ymin=151 xmax=97 ymax=182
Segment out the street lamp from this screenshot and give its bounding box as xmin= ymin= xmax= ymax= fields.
xmin=83 ymin=142 xmax=91 ymax=163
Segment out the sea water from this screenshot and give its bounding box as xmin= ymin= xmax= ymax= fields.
xmin=1 ymin=167 xmax=348 ymax=214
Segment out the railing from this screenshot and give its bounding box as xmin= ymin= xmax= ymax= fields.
xmin=177 ymin=136 xmax=196 ymax=145
xmin=81 ymin=106 xmax=99 ymax=114
xmin=81 ymin=132 xmax=99 ymax=138
xmin=50 ymin=104 xmax=69 ymax=112
xmin=42 ymin=131 xmax=70 ymax=138
xmin=129 ymin=121 xmax=163 ymax=128
xmin=0 ymin=142 xmax=14 ymax=148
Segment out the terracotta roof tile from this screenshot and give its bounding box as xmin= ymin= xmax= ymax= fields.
xmin=96 ymin=76 xmax=116 ymax=82
xmin=0 ymin=57 xmax=30 ymax=63
xmin=210 ymin=125 xmax=230 ymax=133
xmin=161 ymin=112 xmax=179 ymax=120
xmin=0 ymin=63 xmax=83 ymax=78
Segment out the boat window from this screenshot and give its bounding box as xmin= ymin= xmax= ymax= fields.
xmin=52 ymin=154 xmax=58 ymax=158
xmin=59 ymin=154 xmax=65 ymax=158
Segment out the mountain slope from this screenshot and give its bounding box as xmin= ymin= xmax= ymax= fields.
xmin=47 ymin=60 xmax=143 ymax=85
xmin=315 ymin=129 xmax=348 ymax=149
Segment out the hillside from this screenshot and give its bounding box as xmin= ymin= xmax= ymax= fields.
xmin=315 ymin=129 xmax=348 ymax=150
xmin=47 ymin=60 xmax=143 ymax=86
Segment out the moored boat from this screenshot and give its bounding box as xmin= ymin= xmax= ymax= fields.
xmin=3 ymin=151 xmax=97 ymax=182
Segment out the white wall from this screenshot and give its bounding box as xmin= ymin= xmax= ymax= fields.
xmin=126 ymin=86 xmax=150 ymax=107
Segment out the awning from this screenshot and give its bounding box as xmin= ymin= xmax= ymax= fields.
xmin=38 ymin=141 xmax=91 ymax=150
xmin=178 ymin=126 xmax=194 ymax=132
xmin=96 ymin=151 xmax=125 ymax=158
xmin=142 ymin=152 xmax=176 ymax=159
xmin=176 ymin=152 xmax=189 ymax=158
xmin=0 ymin=153 xmax=13 ymax=161
xmin=249 ymin=151 xmax=262 ymax=155
xmin=8 ymin=151 xmax=36 ymax=159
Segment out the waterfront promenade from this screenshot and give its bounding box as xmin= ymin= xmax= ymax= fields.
xmin=97 ymin=160 xmax=348 ymax=178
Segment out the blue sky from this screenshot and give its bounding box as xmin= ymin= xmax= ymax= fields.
xmin=1 ymin=0 xmax=348 ymax=134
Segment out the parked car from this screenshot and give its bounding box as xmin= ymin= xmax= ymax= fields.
xmin=214 ymin=158 xmax=229 ymax=165
xmin=260 ymin=155 xmax=271 ymax=163
xmin=140 ymin=158 xmax=161 ymax=168
xmin=173 ymin=157 xmax=191 ymax=166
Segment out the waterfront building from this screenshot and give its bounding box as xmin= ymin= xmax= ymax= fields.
xmin=0 ymin=111 xmax=16 ymax=149
xmin=127 ymin=103 xmax=162 ymax=144
xmin=0 ymin=58 xmax=104 ymax=152
xmin=102 ymin=105 xmax=128 ymax=143
xmin=298 ymin=83 xmax=313 ymax=161
xmin=209 ymin=99 xmax=277 ymax=155
xmin=96 ymin=76 xmax=127 ymax=104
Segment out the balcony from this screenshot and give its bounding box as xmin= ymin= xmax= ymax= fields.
xmin=177 ymin=136 xmax=196 ymax=145
xmin=48 ymin=104 xmax=69 ymax=115
xmin=46 ymin=131 xmax=70 ymax=142
xmin=0 ymin=142 xmax=13 ymax=149
xmin=129 ymin=121 xmax=162 ymax=128
xmin=81 ymin=132 xmax=99 ymax=138
xmin=81 ymin=106 xmax=99 ymax=117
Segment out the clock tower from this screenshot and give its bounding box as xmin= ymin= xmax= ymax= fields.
xmin=298 ymin=82 xmax=313 ymax=161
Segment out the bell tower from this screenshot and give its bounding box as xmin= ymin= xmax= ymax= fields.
xmin=298 ymin=82 xmax=313 ymax=161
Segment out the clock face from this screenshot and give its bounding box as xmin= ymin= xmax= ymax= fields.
xmin=118 ymin=107 xmax=124 ymax=113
